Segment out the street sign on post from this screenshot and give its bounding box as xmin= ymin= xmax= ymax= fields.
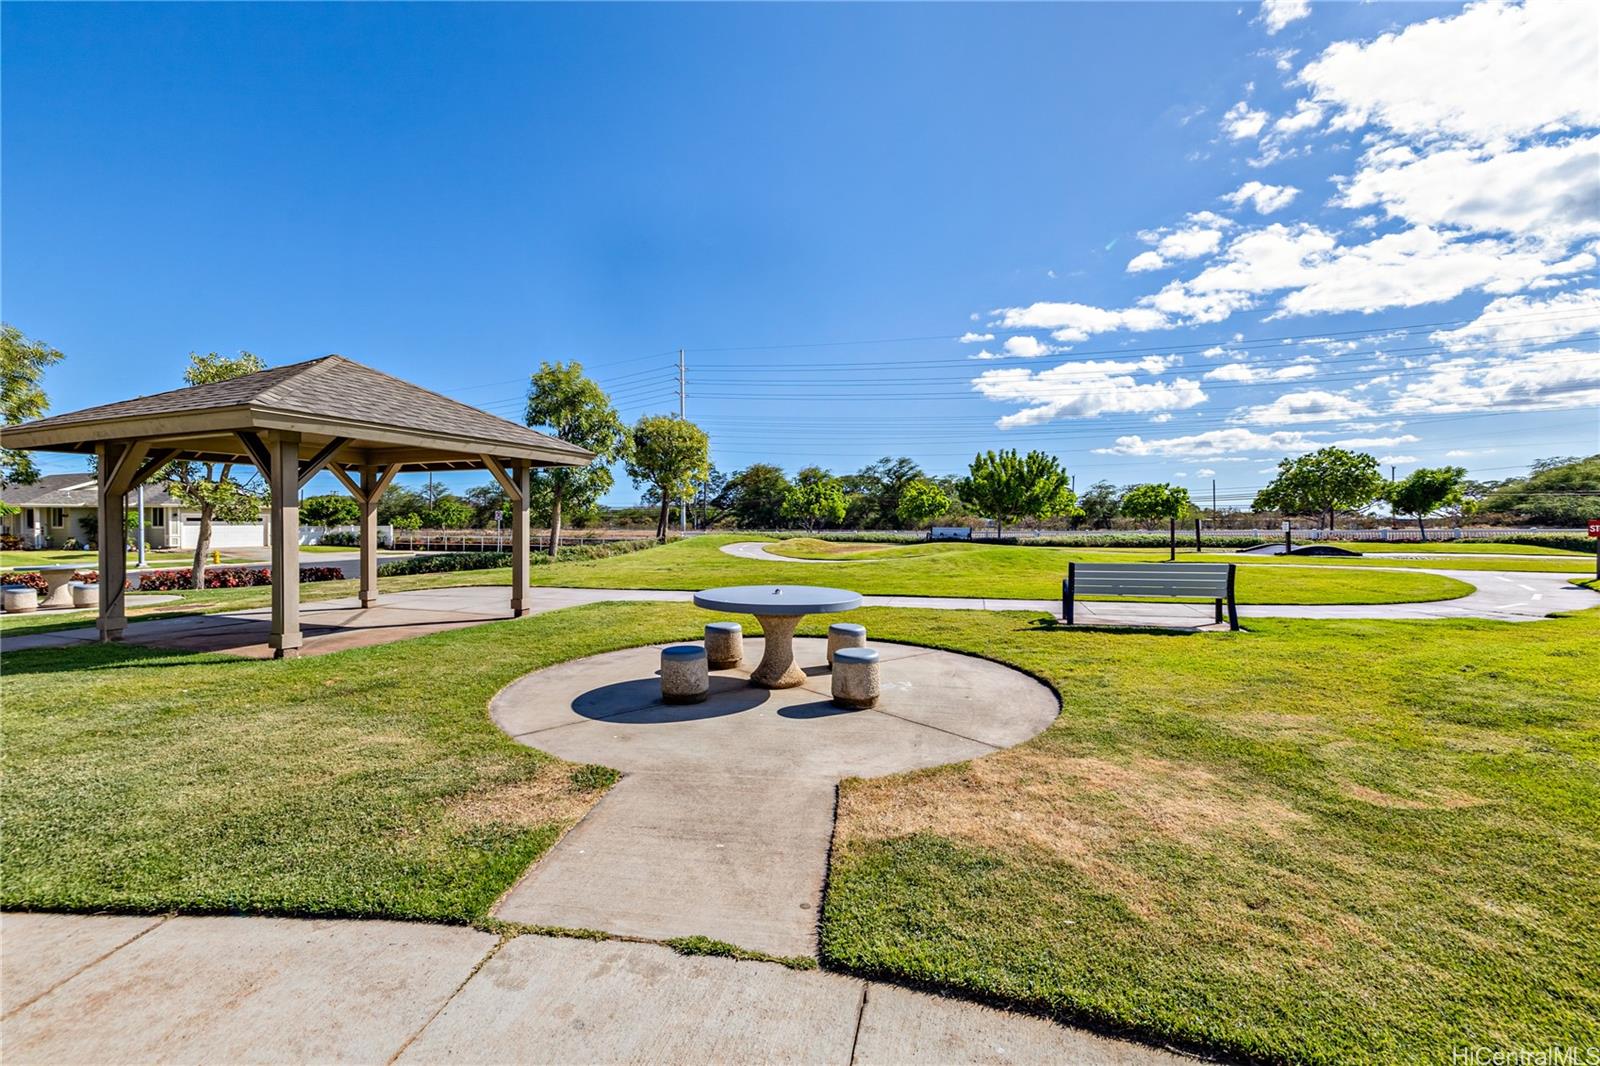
xmin=1589 ymin=520 xmax=1600 ymax=580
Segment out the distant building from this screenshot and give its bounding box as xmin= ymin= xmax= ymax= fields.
xmin=0 ymin=473 xmax=267 ymax=550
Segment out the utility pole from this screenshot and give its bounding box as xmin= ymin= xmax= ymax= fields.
xmin=678 ymin=349 xmax=688 ymax=535
xmin=1212 ymin=479 xmax=1217 ymax=524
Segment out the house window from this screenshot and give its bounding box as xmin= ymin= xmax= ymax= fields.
xmin=148 ymin=507 xmax=166 ymax=526
xmin=47 ymin=508 xmax=66 ymax=528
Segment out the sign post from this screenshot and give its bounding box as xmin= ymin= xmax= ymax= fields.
xmin=1588 ymin=519 xmax=1600 ymax=580
xmin=1282 ymin=519 xmax=1292 ymax=554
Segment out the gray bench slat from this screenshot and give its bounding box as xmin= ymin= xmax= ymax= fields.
xmin=1062 ymin=561 xmax=1240 ymax=630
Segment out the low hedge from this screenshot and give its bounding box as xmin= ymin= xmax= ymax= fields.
xmin=377 ymin=538 xmax=658 ymax=578
xmin=805 ymin=531 xmax=1268 ymax=549
xmin=136 ymin=565 xmax=346 ymax=591
xmin=318 ymin=530 xmax=359 ymax=547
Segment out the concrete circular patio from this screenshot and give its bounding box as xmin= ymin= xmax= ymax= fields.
xmin=488 ymin=636 xmax=1059 ymax=956
xmin=490 ymin=636 xmax=1059 ymax=778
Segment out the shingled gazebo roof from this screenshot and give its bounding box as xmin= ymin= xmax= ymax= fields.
xmin=1 ymin=354 xmax=594 ymax=471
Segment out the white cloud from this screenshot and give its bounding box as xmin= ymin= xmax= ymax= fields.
xmin=990 ymin=301 xmax=1169 ymax=343
xmin=1278 ymin=229 xmax=1594 ymax=318
xmin=1231 ymin=389 xmax=1374 ymax=425
xmin=1271 ymin=101 xmax=1324 ymax=136
xmin=1127 ymin=250 xmax=1166 ymax=273
xmin=958 ymin=332 xmax=994 ymax=343
xmin=1002 ymin=335 xmax=1054 ymax=359
xmin=1222 ymin=181 xmax=1300 ymax=214
xmin=1196 ymin=468 xmax=1217 ymax=477
xmin=1333 ymin=434 xmax=1420 ymax=448
xmin=1336 ymin=135 xmax=1600 ymax=243
xmin=1094 ymin=427 xmax=1317 ymax=458
xmin=972 ymin=356 xmax=1206 ymax=428
xmin=1388 ymin=347 xmax=1600 ymax=414
xmin=1296 ymin=0 xmax=1599 ymax=145
xmin=1204 ymin=359 xmax=1318 ymax=383
xmin=968 ymin=349 xmax=1004 ymax=361
xmin=1258 ymin=0 xmax=1310 ymax=36
xmin=1379 ymin=455 xmax=1419 ymax=465
xmin=1222 ymin=100 xmax=1269 ymax=140
xmin=1430 ymin=288 xmax=1600 ymax=351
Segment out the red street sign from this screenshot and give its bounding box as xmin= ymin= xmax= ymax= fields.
xmin=1590 ymin=520 xmax=1600 ymax=537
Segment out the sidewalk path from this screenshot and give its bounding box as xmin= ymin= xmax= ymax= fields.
xmin=0 ymin=912 xmax=1187 ymax=1065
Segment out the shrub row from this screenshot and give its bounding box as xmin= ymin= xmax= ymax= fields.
xmin=376 ymin=538 xmax=659 ymax=578
xmin=318 ymin=530 xmax=359 ymax=547
xmin=136 ymin=566 xmax=346 ymax=591
xmin=806 ymin=530 xmax=1596 ymax=552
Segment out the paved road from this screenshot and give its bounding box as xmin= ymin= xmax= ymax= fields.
xmin=0 ymin=912 xmax=1186 ymax=1065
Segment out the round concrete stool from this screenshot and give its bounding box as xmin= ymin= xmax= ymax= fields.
xmin=827 ymin=622 xmax=867 ymax=665
xmin=831 ymin=647 xmax=880 ymax=709
xmin=70 ymin=581 xmax=99 ymax=608
xmin=704 ymin=621 xmax=743 ymax=669
xmin=660 ymin=645 xmax=709 ymax=704
xmin=3 ymin=585 xmax=39 ymax=613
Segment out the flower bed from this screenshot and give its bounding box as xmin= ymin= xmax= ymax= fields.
xmin=0 ymin=572 xmax=49 ymax=592
xmin=136 ymin=566 xmax=346 ymax=591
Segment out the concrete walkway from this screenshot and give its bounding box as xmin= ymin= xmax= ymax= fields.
xmin=0 ymin=912 xmax=1186 ymax=1064
xmin=490 ymin=637 xmax=1058 ymax=956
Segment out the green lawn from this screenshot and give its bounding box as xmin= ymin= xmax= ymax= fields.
xmin=822 ymin=607 xmax=1600 ymax=1063
xmin=4 ymin=598 xmax=1597 ymax=1062
xmin=768 ymin=537 xmax=1596 ymax=574
xmin=528 ymin=534 xmax=1476 ymax=603
xmin=1326 ymin=540 xmax=1591 ymax=556
xmin=0 ymin=549 xmax=234 ymax=570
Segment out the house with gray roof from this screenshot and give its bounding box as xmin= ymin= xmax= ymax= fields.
xmin=1 ymin=473 xmax=266 ymax=550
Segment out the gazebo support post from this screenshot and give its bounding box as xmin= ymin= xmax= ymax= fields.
xmin=482 ymin=455 xmax=531 ymax=618
xmin=94 ymin=442 xmax=131 ymax=642
xmin=359 ymin=464 xmax=381 ymax=607
xmin=512 ymin=461 xmax=530 ymax=617
xmin=268 ymin=430 xmax=303 ymax=658
xmin=330 ymin=461 xmax=397 ymax=609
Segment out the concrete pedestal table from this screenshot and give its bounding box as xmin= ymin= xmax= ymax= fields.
xmin=11 ymin=565 xmax=84 ymax=609
xmin=692 ymin=585 xmax=863 ymax=688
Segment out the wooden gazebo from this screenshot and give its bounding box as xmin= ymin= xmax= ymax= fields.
xmin=1 ymin=355 xmax=594 ymax=657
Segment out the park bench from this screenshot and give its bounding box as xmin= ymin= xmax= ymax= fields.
xmin=1062 ymin=561 xmax=1239 ymax=630
xmin=929 ymin=526 xmax=972 ymax=541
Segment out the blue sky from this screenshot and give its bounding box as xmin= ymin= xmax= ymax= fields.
xmin=3 ymin=0 xmax=1596 ymax=507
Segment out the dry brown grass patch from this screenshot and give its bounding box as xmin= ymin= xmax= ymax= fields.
xmin=837 ymin=747 xmax=1310 ymax=916
xmin=449 ymin=768 xmax=601 ymax=829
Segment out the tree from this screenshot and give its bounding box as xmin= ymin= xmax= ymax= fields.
xmin=464 ymin=484 xmax=508 ymax=529
xmin=781 ymin=473 xmax=847 ymax=532
xmin=959 ymin=449 xmax=1076 ymax=539
xmin=1120 ymin=482 xmax=1193 ymax=560
xmin=713 ymin=464 xmax=790 ymax=529
xmin=1 ymin=324 xmax=66 ymax=489
xmin=1253 ymin=446 xmax=1384 ymax=531
xmin=1078 ymin=481 xmax=1121 ymax=529
xmin=525 ymin=361 xmax=630 ymax=555
xmin=300 ymin=493 xmax=361 ymax=526
xmin=1384 ymin=466 xmax=1466 ymax=539
xmin=165 ymin=351 xmax=267 ymax=588
xmin=423 ymin=496 xmax=474 ymax=529
xmin=842 ymin=456 xmax=924 ymax=529
xmin=1479 ymin=454 xmax=1600 ymax=524
xmin=377 ymin=485 xmax=428 ymax=525
xmin=626 ymin=415 xmax=710 ymax=541
xmin=897 ymin=478 xmax=951 ymax=529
